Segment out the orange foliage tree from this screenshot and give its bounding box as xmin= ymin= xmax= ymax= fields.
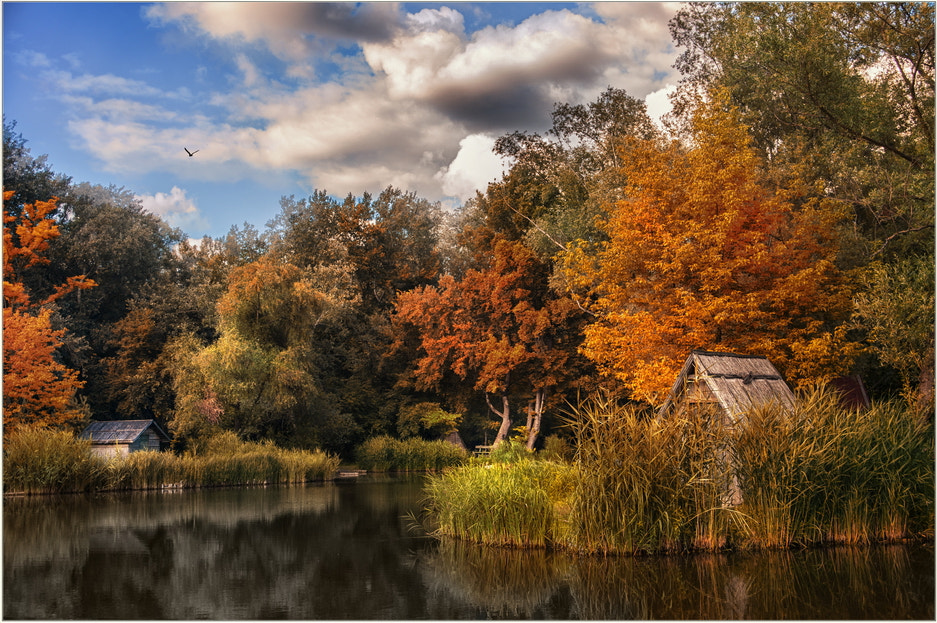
xmin=3 ymin=191 xmax=96 ymax=431
xmin=561 ymin=99 xmax=861 ymax=405
xmin=393 ymin=239 xmax=580 ymax=448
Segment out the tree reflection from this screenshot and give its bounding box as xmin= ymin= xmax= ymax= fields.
xmin=4 ymin=481 xmax=933 ymax=619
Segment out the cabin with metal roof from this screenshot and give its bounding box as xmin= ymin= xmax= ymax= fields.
xmin=658 ymin=350 xmax=796 ymax=422
xmin=79 ymin=419 xmax=171 ymax=457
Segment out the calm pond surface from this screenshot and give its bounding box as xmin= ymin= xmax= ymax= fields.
xmin=3 ymin=475 xmax=934 ymax=620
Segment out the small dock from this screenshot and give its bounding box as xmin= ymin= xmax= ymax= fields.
xmin=335 ymin=469 xmax=367 ymax=479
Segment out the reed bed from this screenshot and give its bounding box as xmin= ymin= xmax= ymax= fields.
xmin=421 ymin=388 xmax=933 ymax=555
xmin=355 ymin=436 xmax=467 ymax=471
xmin=2 ymin=425 xmax=103 ymax=494
xmin=732 ymin=388 xmax=934 ymax=548
xmin=423 ymin=458 xmax=575 ymax=547
xmin=3 ymin=428 xmax=339 ymax=494
xmin=567 ymin=394 xmax=743 ymax=554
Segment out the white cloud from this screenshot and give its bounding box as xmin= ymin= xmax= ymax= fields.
xmin=645 ymin=84 xmax=677 ymax=130
xmin=49 ymin=3 xmax=684 ymax=209
xmin=137 ymin=186 xmax=208 ymax=231
xmin=437 ymin=134 xmax=506 ymax=202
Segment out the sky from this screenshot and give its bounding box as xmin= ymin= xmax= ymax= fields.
xmin=3 ymin=2 xmax=682 ymax=239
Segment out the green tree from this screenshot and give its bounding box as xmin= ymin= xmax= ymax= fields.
xmin=169 ymin=254 xmax=364 ymax=452
xmin=670 ymin=2 xmax=934 ymax=261
xmin=853 ymin=254 xmax=935 ymax=414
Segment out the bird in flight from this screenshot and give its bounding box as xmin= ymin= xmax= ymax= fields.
xmin=184 ymin=147 xmax=199 ymax=157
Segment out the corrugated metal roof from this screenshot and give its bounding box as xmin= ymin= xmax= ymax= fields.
xmin=79 ymin=420 xmax=170 ymax=444
xmin=659 ymin=350 xmax=795 ymax=419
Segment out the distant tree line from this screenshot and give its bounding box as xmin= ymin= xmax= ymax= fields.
xmin=4 ymin=2 xmax=933 ymax=458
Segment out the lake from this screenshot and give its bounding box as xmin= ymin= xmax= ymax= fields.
xmin=3 ymin=475 xmax=934 ymax=619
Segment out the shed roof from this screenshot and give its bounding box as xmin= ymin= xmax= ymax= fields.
xmin=79 ymin=419 xmax=171 ymax=445
xmin=658 ymin=350 xmax=796 ymax=419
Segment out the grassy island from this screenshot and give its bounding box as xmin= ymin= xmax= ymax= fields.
xmin=423 ymin=390 xmax=934 ymax=555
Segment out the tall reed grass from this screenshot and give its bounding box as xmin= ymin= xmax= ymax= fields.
xmin=733 ymin=388 xmax=934 ymax=548
xmin=3 ymin=425 xmax=103 ymax=494
xmin=422 ymin=388 xmax=933 ymax=554
xmin=355 ymin=436 xmax=467 ymax=471
xmin=3 ymin=428 xmax=339 ymax=494
xmin=567 ymin=393 xmax=744 ymax=554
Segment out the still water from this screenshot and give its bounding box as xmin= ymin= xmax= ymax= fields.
xmin=3 ymin=475 xmax=934 ymax=620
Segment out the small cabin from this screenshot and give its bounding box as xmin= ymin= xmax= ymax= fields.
xmin=658 ymin=350 xmax=796 ymax=506
xmin=658 ymin=350 xmax=796 ymax=423
xmin=80 ymin=419 xmax=171 ymax=457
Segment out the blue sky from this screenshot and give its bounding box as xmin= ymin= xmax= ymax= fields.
xmin=3 ymin=2 xmax=681 ymax=239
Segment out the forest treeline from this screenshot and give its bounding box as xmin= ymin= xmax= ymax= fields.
xmin=3 ymin=3 xmax=934 ymax=458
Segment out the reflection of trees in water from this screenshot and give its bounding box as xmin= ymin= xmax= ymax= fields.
xmin=4 ymin=481 xmax=933 ymax=619
xmin=420 ymin=539 xmax=934 ymax=620
xmin=4 ymin=481 xmax=435 ymax=619
xmin=418 ymin=539 xmax=574 ymax=618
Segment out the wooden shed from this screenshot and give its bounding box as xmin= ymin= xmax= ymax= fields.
xmin=80 ymin=419 xmax=171 ymax=457
xmin=658 ymin=350 xmax=796 ymax=422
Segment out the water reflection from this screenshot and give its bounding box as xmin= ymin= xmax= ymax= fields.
xmin=4 ymin=477 xmax=934 ymax=620
xmin=420 ymin=538 xmax=935 ymax=620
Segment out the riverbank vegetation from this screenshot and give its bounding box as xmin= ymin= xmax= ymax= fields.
xmin=423 ymin=389 xmax=934 ymax=554
xmin=355 ymin=436 xmax=467 ymax=472
xmin=3 ymin=427 xmax=338 ymax=495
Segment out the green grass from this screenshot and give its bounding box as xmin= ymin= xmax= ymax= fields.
xmin=355 ymin=436 xmax=468 ymax=472
xmin=424 ymin=458 xmax=575 ymax=547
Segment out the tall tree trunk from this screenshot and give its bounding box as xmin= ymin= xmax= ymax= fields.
xmin=485 ymin=392 xmax=512 ymax=446
xmin=525 ymin=387 xmax=546 ymax=450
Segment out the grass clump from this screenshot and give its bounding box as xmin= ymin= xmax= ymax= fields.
xmin=425 ymin=458 xmax=575 ymax=547
xmin=355 ymin=436 xmax=468 ymax=471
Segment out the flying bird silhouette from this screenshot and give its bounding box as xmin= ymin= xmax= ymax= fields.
xmin=184 ymin=147 xmax=199 ymax=157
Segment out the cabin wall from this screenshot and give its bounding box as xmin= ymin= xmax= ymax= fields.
xmin=90 ymin=444 xmax=131 ymax=458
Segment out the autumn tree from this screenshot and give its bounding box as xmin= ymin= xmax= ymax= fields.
xmin=562 ymin=98 xmax=861 ymax=405
xmin=394 ymin=239 xmax=584 ymax=448
xmin=465 ymin=88 xmax=658 ymax=265
xmin=3 ymin=191 xmax=95 ymax=431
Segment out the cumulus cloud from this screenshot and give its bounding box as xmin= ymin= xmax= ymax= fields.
xmin=361 ymin=5 xmax=680 ymax=131
xmin=136 ymin=186 xmax=208 ymax=231
xmin=145 ymin=2 xmax=402 ymax=62
xmin=42 ymin=3 xmax=684 ymax=207
xmin=437 ymin=134 xmax=506 ymax=202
